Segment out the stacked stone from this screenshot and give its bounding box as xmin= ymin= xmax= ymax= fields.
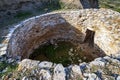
xmin=2 ymin=56 xmax=120 ymax=80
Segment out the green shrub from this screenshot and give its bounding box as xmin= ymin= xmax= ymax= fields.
xmin=0 ymin=61 xmax=18 ymax=78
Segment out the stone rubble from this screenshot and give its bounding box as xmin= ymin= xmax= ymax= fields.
xmin=1 ymin=56 xmax=120 ymax=80
xmin=39 ymin=61 xmax=53 ymax=69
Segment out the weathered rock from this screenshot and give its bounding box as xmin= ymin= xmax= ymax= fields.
xmin=39 ymin=69 xmax=51 ymax=80
xmin=22 ymin=76 xmax=27 ymax=80
xmin=83 ymin=73 xmax=99 ymax=80
xmin=89 ymin=59 xmax=106 ymax=67
xmin=0 ymin=46 xmax=7 ymax=55
xmin=70 ymin=65 xmax=83 ymax=80
xmin=2 ymin=56 xmax=120 ymax=79
xmin=71 ymin=65 xmax=82 ymax=75
xmin=39 ymin=61 xmax=53 ymax=69
xmin=117 ymin=76 xmax=120 ymax=80
xmin=39 ymin=69 xmax=52 ymax=80
xmin=22 ymin=76 xmax=38 ymax=80
xmin=53 ymin=64 xmax=66 ymax=80
xmin=18 ymin=59 xmax=40 ymax=71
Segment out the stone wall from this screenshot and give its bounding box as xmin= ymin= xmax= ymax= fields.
xmin=2 ymin=57 xmax=120 ymax=80
xmin=5 ymin=9 xmax=120 ymax=59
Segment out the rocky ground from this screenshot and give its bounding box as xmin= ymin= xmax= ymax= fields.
xmin=0 ymin=54 xmax=120 ymax=80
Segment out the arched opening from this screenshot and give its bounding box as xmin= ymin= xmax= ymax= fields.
xmin=29 ymin=29 xmax=105 ymax=66
xmin=6 ymin=10 xmax=120 ymax=66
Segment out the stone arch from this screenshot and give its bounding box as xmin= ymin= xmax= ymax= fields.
xmin=6 ymin=9 xmax=120 ymax=60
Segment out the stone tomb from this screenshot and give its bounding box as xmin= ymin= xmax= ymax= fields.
xmin=6 ymin=9 xmax=120 ymax=64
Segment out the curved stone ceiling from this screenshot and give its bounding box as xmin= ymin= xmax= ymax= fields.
xmin=6 ymin=9 xmax=120 ymax=60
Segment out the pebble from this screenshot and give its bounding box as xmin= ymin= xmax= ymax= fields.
xmin=71 ymin=65 xmax=82 ymax=75
xmin=39 ymin=69 xmax=51 ymax=80
xmin=90 ymin=60 xmax=106 ymax=67
xmin=83 ymin=73 xmax=98 ymax=80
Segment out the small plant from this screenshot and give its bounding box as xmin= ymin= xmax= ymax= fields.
xmin=0 ymin=61 xmax=18 ymax=78
xmin=29 ymin=41 xmax=99 ymax=67
xmin=99 ymin=0 xmax=120 ymax=12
